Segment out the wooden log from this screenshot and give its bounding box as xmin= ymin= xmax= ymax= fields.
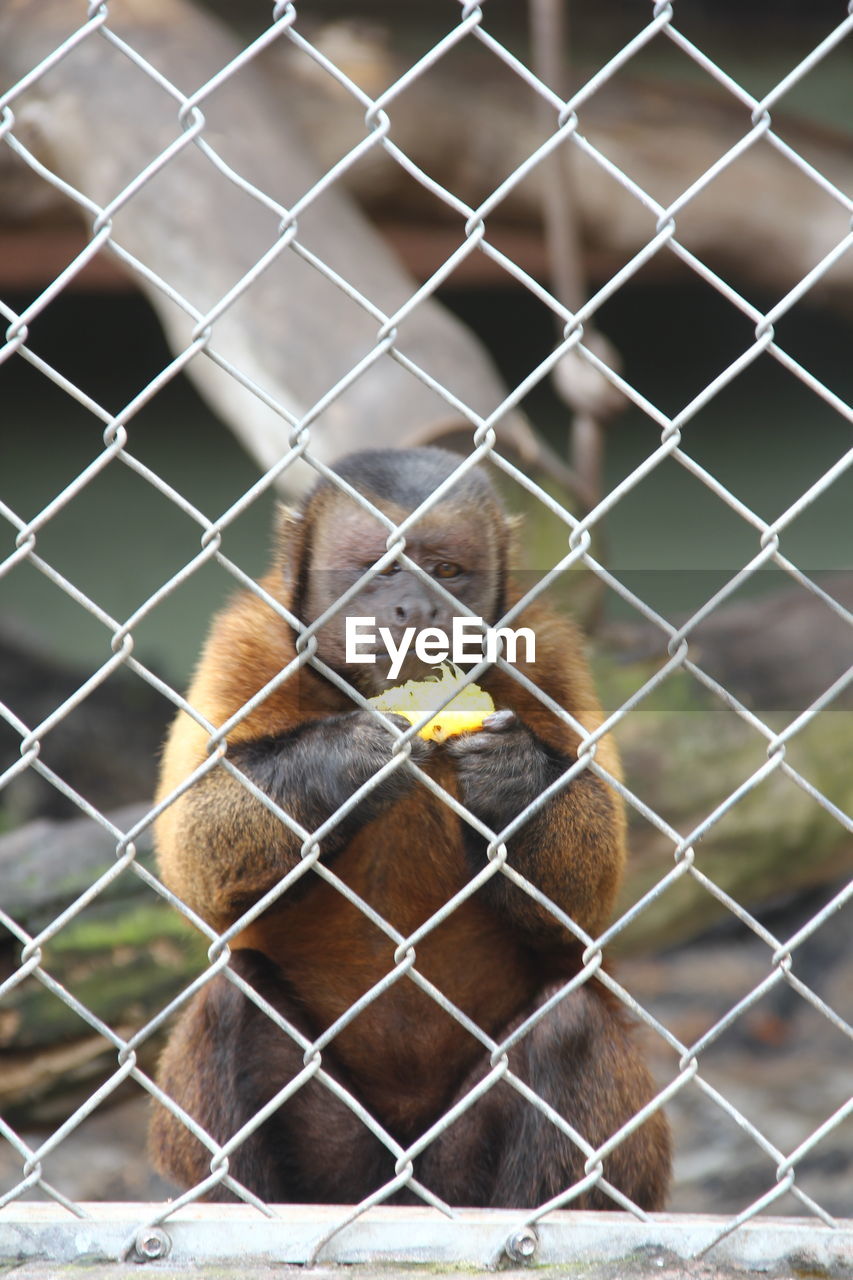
xmin=0 ymin=0 xmax=547 ymax=495
xmin=612 ymin=677 xmax=852 ymax=952
xmin=603 ymin=573 xmax=853 ymax=948
xmin=5 ymin=17 xmax=851 ymax=313
xmin=0 ymin=803 xmax=208 ymax=1123
xmin=0 ymin=624 xmax=169 ymax=827
xmin=273 ymin=23 xmax=853 ymax=311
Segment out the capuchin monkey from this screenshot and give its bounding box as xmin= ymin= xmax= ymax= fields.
xmin=150 ymin=447 xmax=671 ymax=1209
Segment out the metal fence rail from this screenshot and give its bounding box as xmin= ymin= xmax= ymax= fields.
xmin=1 ymin=0 xmax=851 ymax=1270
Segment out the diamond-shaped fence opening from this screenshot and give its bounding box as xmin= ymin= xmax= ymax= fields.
xmin=1 ymin=0 xmax=851 ymax=1271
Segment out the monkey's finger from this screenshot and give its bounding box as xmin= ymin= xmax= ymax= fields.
xmin=387 ymin=717 xmax=437 ymax=761
xmin=367 ymin=711 xmax=434 ymax=760
xmin=369 ymin=709 xmax=423 ymax=738
xmin=444 ymin=728 xmax=514 ymax=756
xmin=384 ymin=712 xmax=418 ymax=733
xmin=480 ymin=709 xmax=517 ymax=732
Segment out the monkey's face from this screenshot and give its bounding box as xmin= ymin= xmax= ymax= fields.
xmin=299 ymin=498 xmax=506 ymax=694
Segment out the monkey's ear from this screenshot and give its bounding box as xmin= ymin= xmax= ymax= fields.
xmin=275 ymin=502 xmax=303 ymax=538
xmin=273 ymin=502 xmax=305 ymax=586
xmin=505 ymin=513 xmax=524 ymax=567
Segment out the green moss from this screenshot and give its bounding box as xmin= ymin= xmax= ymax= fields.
xmin=48 ymin=899 xmax=204 ymax=955
xmin=4 ymin=901 xmax=209 ymax=1049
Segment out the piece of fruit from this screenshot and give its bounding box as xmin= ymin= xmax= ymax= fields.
xmin=368 ymin=664 xmax=495 ymax=743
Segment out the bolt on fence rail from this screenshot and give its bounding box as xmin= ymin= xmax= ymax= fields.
xmin=0 ymin=0 xmax=851 ymax=1271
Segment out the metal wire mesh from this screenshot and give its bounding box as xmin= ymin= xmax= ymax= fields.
xmin=0 ymin=0 xmax=851 ymax=1268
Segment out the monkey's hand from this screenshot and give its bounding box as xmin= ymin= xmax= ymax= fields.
xmin=445 ymin=709 xmax=622 ymax=946
xmin=337 ymin=709 xmax=434 ymax=808
xmin=232 ymin=709 xmax=434 ymax=852
xmin=444 ymin=709 xmax=564 ymax=832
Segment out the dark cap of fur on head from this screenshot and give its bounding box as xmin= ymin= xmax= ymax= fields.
xmin=306 ymin=447 xmax=505 ymax=517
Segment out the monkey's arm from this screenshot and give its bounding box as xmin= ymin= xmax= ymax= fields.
xmin=157 ymin=711 xmax=429 ymax=927
xmin=445 ymin=711 xmax=624 ymax=946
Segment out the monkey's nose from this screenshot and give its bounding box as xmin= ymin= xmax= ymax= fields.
xmin=394 ymin=597 xmax=439 ymax=626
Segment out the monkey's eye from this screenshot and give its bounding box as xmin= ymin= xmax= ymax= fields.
xmin=433 ymin=562 xmax=462 ymax=579
xmin=375 ymin=562 xmax=401 ymax=575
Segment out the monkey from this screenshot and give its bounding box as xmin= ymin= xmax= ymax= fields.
xmin=149 ymin=447 xmax=671 ymax=1210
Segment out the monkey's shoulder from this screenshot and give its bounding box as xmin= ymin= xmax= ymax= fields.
xmin=179 ymin=578 xmax=346 ymax=746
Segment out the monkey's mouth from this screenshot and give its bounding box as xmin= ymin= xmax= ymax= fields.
xmin=377 ymin=651 xmax=487 ymax=691
xmin=375 ymin=652 xmax=432 ymax=688
xmin=354 ymin=652 xmax=442 ymax=695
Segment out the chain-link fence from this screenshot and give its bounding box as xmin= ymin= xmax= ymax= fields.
xmin=1 ymin=0 xmax=851 ymax=1271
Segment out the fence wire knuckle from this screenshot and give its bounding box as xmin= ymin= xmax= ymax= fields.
xmin=1 ymin=0 xmax=851 ymax=1261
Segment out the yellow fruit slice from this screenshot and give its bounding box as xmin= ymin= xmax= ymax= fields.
xmin=368 ymin=664 xmax=495 ymax=743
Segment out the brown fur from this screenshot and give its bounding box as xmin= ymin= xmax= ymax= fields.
xmin=150 ymin=449 xmax=670 ymax=1208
